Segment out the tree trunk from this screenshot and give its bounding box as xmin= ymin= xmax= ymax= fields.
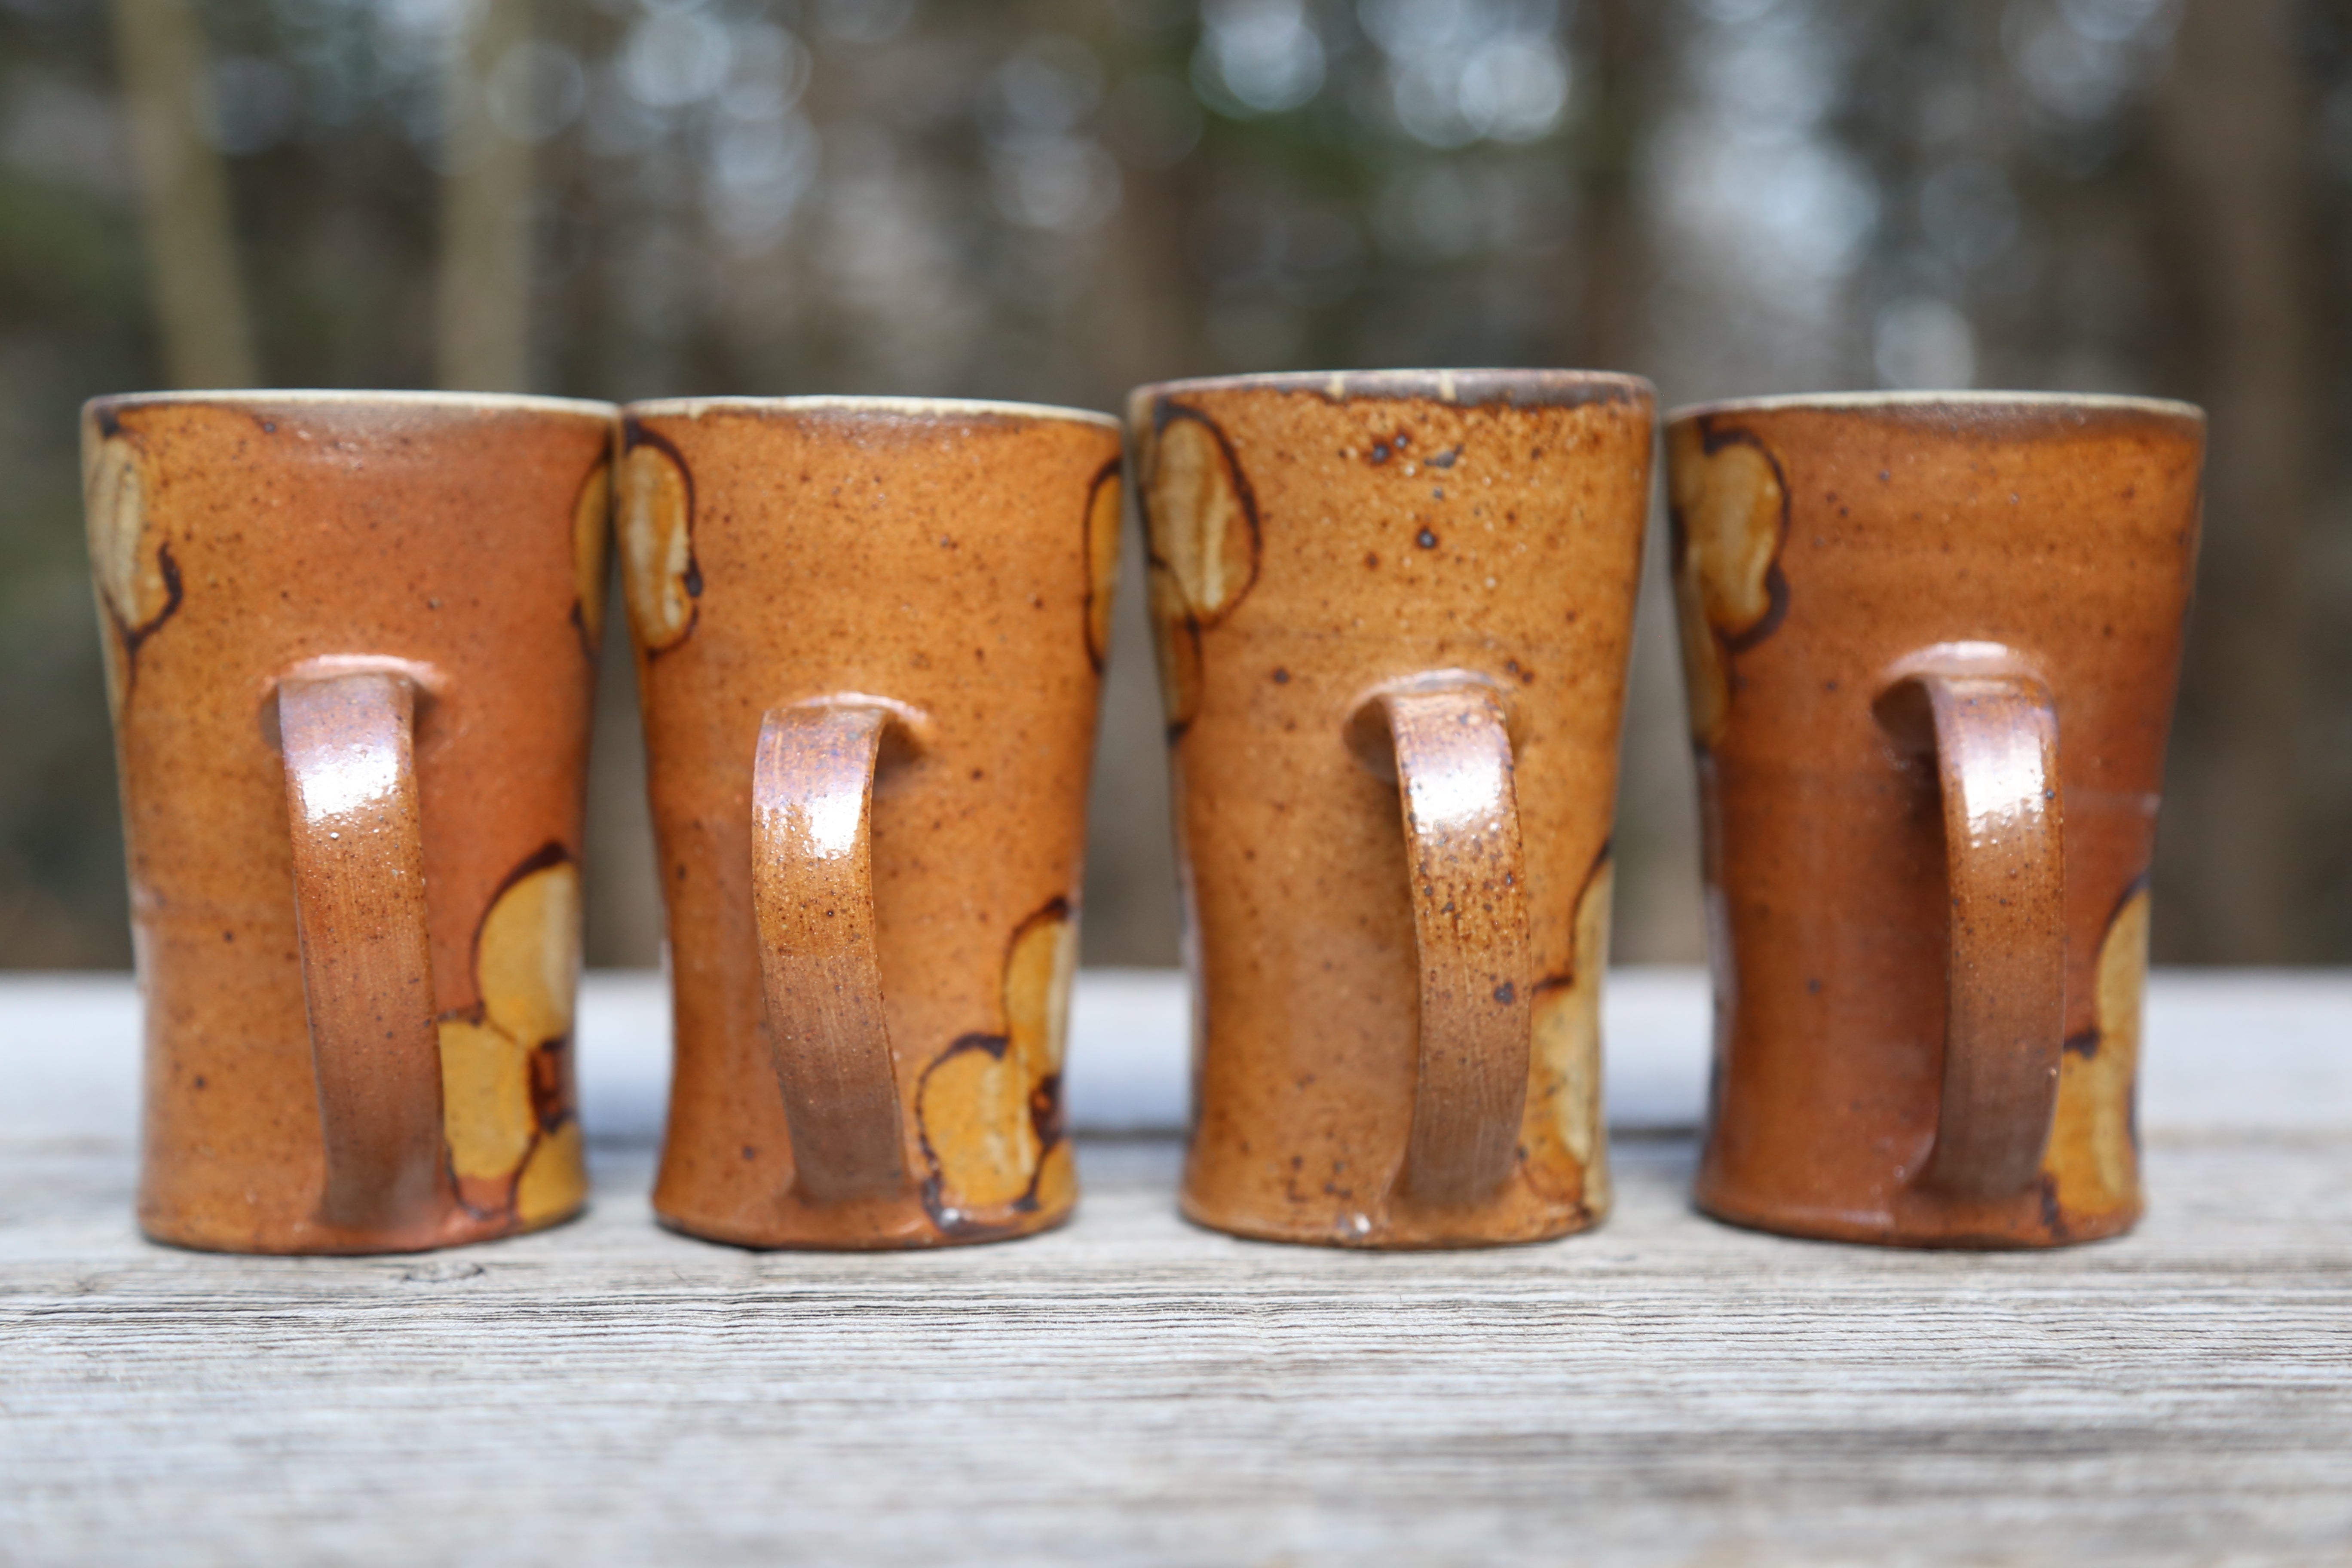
xmin=2149 ymin=0 xmax=2321 ymax=962
xmin=109 ymin=0 xmax=257 ymax=388
xmin=436 ymin=0 xmax=537 ymax=392
xmin=1571 ymin=0 xmax=1649 ymax=374
xmin=1577 ymin=0 xmax=1701 ymax=962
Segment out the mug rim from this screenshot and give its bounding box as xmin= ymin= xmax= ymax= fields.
xmin=85 ymin=388 xmax=617 ymax=420
xmin=1130 ymin=367 xmax=1654 ymax=406
xmin=1666 ymin=388 xmax=2203 ymax=424
xmin=622 ymin=394 xmax=1120 ymax=430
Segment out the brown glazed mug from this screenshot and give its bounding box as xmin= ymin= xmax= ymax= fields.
xmin=1666 ymin=392 xmax=2203 ymax=1248
xmin=622 ymin=396 xmax=1121 ymax=1250
xmin=84 ymin=390 xmax=614 ymax=1254
xmin=1131 ymin=370 xmax=1654 ymax=1248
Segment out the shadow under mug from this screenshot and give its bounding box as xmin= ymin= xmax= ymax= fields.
xmin=1131 ymin=369 xmax=1654 ymax=1249
xmin=86 ymin=390 xmax=615 ymax=1254
xmin=1666 ymin=392 xmax=2205 ymax=1248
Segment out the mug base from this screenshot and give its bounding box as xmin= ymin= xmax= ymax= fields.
xmin=652 ymin=1194 xmax=1077 ymax=1252
xmin=136 ymin=1196 xmax=586 ymax=1257
xmin=1178 ymin=1191 xmax=1604 ymax=1251
xmin=1693 ymin=1182 xmax=2142 ymax=1250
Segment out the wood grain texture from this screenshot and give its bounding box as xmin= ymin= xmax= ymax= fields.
xmin=12 ymin=970 xmax=2350 ymax=1146
xmin=5 ymin=1132 xmax=2350 ymax=1565
xmin=3 ymin=974 xmax=2349 ymax=1565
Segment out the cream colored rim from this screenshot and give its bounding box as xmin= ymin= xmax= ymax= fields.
xmin=1668 ymin=389 xmax=2203 ymax=423
xmin=88 ymin=389 xmax=617 ymax=418
xmin=625 ymin=395 xmax=1120 ymax=429
xmin=1137 ymin=368 xmax=1654 ymax=399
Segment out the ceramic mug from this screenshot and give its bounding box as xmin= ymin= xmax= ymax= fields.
xmin=622 ymin=396 xmax=1122 ymax=1250
xmin=85 ymin=390 xmax=614 ymax=1254
xmin=1667 ymin=392 xmax=2204 ymax=1248
xmin=1131 ymin=370 xmax=1654 ymax=1248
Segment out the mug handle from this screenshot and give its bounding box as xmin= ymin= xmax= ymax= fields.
xmin=1373 ymin=683 xmax=1532 ymax=1207
xmin=1883 ymin=665 xmax=2066 ymax=1199
xmin=751 ymin=701 xmax=912 ymax=1204
xmin=278 ymin=669 xmax=451 ymax=1234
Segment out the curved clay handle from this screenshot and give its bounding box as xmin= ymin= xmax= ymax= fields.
xmin=278 ymin=670 xmax=451 ymax=1234
xmin=1379 ymin=684 xmax=1532 ymax=1207
xmin=752 ymin=703 xmax=910 ymax=1204
xmin=1900 ymin=670 xmax=2066 ymax=1199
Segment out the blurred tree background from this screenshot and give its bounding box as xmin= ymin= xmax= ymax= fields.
xmin=1 ymin=0 xmax=2346 ymax=968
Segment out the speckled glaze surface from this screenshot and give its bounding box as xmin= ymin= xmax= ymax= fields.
xmin=624 ymin=397 xmax=1121 ymax=1250
xmin=1666 ymin=393 xmax=2204 ymax=1248
xmin=1131 ymin=370 xmax=1654 ymax=1249
xmin=84 ymin=390 xmax=614 ymax=1255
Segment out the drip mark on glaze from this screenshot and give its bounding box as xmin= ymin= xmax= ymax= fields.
xmin=1667 ymin=417 xmax=1794 ymax=747
xmin=569 ymin=454 xmax=614 ymax=662
xmin=437 ymin=841 xmax=585 ymax=1227
xmin=1082 ymin=456 xmax=1124 ymax=674
xmin=617 ymin=419 xmax=702 ymax=658
xmin=913 ymin=894 xmax=1078 ymax=1237
xmin=83 ymin=414 xmax=186 ymax=704
xmin=1139 ymin=401 xmax=1263 ymax=739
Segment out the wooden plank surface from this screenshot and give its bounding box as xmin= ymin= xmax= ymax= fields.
xmin=3 ymin=971 xmax=2349 ymax=1566
xmin=9 ymin=967 xmax=2351 ymax=1143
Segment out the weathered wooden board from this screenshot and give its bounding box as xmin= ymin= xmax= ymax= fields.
xmin=5 ymin=1142 xmax=2351 ymax=1565
xmin=7 ymin=968 xmax=2350 ymax=1144
xmin=2 ymin=973 xmax=2349 ymax=1566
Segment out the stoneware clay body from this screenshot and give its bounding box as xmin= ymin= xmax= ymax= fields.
xmin=84 ymin=390 xmax=614 ymax=1254
xmin=623 ymin=396 xmax=1121 ymax=1250
xmin=1666 ymin=392 xmax=2204 ymax=1248
xmin=1131 ymin=370 xmax=1654 ymax=1249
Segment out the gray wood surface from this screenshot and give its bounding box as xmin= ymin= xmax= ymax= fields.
xmin=10 ymin=966 xmax=2350 ymax=1143
xmin=3 ymin=971 xmax=2349 ymax=1566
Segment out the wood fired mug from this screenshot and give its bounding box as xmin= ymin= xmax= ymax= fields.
xmin=1667 ymin=392 xmax=2204 ymax=1247
xmin=85 ymin=390 xmax=615 ymax=1254
xmin=1132 ymin=370 xmax=1654 ymax=1248
xmin=622 ymin=396 xmax=1122 ymax=1249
